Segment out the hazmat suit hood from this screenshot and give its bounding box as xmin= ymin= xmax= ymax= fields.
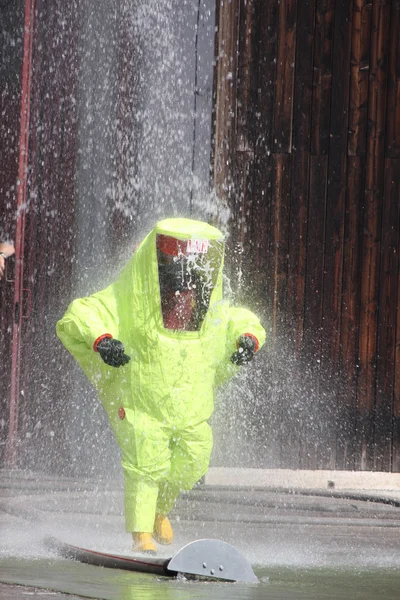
xmin=113 ymin=218 xmax=225 ymax=337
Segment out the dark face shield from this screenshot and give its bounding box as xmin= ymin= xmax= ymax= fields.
xmin=156 ymin=234 xmax=223 ymax=331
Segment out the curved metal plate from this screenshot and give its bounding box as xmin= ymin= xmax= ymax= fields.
xmin=167 ymin=538 xmax=258 ymax=583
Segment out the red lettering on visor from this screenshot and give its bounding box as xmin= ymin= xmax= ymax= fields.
xmin=157 ymin=234 xmax=209 ymax=256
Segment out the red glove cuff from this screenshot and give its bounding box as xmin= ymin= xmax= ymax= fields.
xmin=93 ymin=333 xmax=112 ymax=352
xmin=237 ymin=333 xmax=259 ymax=352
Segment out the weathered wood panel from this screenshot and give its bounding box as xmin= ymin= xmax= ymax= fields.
xmin=393 ymin=162 xmax=400 ymax=471
xmin=356 ymin=0 xmax=391 ymax=470
xmin=374 ymin=158 xmax=400 ymax=470
xmin=337 ymin=156 xmax=364 ymax=469
xmin=348 ymin=0 xmax=372 ymax=157
xmin=17 ymin=0 xmax=80 ymax=472
xmin=385 ymin=0 xmax=400 ymax=157
xmin=287 ymin=0 xmax=315 ymax=349
xmin=302 ymin=154 xmax=327 ymax=469
xmin=271 ymin=154 xmax=291 ymax=337
xmin=213 ymin=0 xmax=400 ymax=471
xmin=255 ymin=0 xmax=279 ymax=156
xmin=234 ymin=0 xmax=259 ymax=278
xmin=273 ymin=0 xmax=297 ymax=153
xmin=0 ymin=0 xmax=24 ymax=465
xmin=213 ymin=0 xmax=240 ymax=198
xmin=310 ymin=0 xmax=334 ymax=155
xmin=319 ymin=0 xmax=353 ymax=469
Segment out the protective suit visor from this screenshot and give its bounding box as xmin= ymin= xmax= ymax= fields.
xmin=157 ymin=234 xmax=223 ymax=331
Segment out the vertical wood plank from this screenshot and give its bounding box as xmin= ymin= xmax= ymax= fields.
xmin=271 ymin=154 xmax=291 ymax=338
xmin=287 ymin=0 xmax=315 ymax=349
xmin=252 ymin=154 xmax=273 ymax=308
xmin=229 ymin=151 xmax=254 ymax=297
xmin=385 ymin=0 xmax=400 ymax=157
xmin=374 ymin=158 xmax=400 ymax=471
xmin=322 ymin=0 xmax=353 ymax=363
xmin=236 ymin=0 xmax=259 ymax=152
xmin=292 ymin=0 xmax=316 ymax=152
xmin=287 ymin=151 xmax=309 ymax=348
xmin=302 ymin=154 xmax=328 ymax=469
xmin=213 ymin=0 xmax=240 ymax=198
xmin=0 ymin=0 xmax=24 ymax=464
xmin=19 ymin=0 xmax=81 ymax=471
xmin=321 ymin=0 xmax=353 ymax=468
xmin=273 ymin=0 xmax=297 ymax=153
xmin=270 ymin=154 xmax=295 ymax=468
xmin=253 ymin=0 xmax=279 ymax=308
xmin=304 ymin=156 xmax=327 ymax=348
xmin=255 ymin=0 xmax=279 ymax=156
xmin=234 ymin=0 xmax=260 ymax=282
xmin=112 ymin=0 xmax=141 ymax=243
xmin=356 ymin=0 xmax=391 ymax=470
xmin=337 ymin=156 xmax=364 ymax=469
xmin=348 ymin=0 xmax=372 ymax=156
xmin=310 ymin=0 xmax=335 ymax=155
xmin=392 ymin=162 xmax=400 ymax=470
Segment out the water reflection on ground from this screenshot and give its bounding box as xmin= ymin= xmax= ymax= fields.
xmin=1 ymin=557 xmax=400 ymax=600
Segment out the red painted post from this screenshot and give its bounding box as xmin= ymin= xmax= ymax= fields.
xmin=5 ymin=0 xmax=35 ymax=467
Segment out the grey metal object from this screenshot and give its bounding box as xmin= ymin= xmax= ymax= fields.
xmin=167 ymin=538 xmax=258 ymax=583
xmin=44 ymin=536 xmax=258 ymax=583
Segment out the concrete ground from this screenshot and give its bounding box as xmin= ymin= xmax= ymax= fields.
xmin=0 ymin=582 xmax=85 ymax=599
xmin=2 ymin=467 xmax=400 ymax=599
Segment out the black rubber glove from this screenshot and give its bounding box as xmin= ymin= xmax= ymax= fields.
xmin=97 ymin=338 xmax=131 ymax=368
xmin=230 ymin=335 xmax=256 ymax=366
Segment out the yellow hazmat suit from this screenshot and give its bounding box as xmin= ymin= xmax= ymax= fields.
xmin=57 ymin=218 xmax=265 ymax=535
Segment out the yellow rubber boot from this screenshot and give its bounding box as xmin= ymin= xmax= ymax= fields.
xmin=153 ymin=514 xmax=174 ymax=545
xmin=132 ymin=532 xmax=157 ymax=555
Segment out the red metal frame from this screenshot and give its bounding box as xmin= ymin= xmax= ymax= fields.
xmin=6 ymin=0 xmax=35 ymax=467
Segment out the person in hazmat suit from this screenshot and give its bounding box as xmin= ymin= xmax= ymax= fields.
xmin=57 ymin=218 xmax=265 ymax=554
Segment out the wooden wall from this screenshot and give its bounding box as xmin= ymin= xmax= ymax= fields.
xmin=213 ymin=0 xmax=400 ymax=471
xmin=0 ymin=0 xmax=80 ymax=471
xmin=0 ymin=0 xmax=24 ymax=466
xmin=2 ymin=0 xmax=400 ymax=474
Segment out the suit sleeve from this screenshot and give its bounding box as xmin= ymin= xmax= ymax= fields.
xmin=56 ymin=286 xmax=119 ymax=356
xmin=214 ymin=305 xmax=266 ymax=388
xmin=226 ymin=306 xmax=266 ymax=352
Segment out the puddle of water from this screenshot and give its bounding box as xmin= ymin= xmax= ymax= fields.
xmin=1 ymin=557 xmax=400 ymax=600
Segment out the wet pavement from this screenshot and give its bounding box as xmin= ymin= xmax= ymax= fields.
xmin=1 ymin=469 xmax=400 ymax=599
xmin=0 ymin=582 xmax=86 ymax=599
